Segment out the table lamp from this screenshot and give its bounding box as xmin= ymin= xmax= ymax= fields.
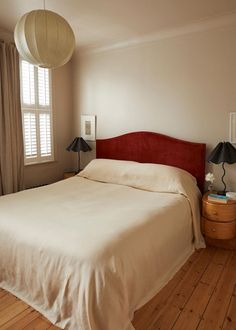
xmin=66 ymin=137 xmax=92 ymax=172
xmin=208 ymin=142 xmax=236 ymax=195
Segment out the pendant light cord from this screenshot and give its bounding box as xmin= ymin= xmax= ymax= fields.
xmin=43 ymin=0 xmax=48 ymax=61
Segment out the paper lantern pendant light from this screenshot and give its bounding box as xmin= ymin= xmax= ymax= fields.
xmin=14 ymin=10 xmax=75 ymax=68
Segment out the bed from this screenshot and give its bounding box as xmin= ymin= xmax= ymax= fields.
xmin=0 ymin=131 xmax=206 ymax=330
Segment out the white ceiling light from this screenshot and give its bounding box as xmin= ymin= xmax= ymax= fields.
xmin=14 ymin=4 xmax=75 ymax=69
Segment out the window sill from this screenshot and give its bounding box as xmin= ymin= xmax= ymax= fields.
xmin=24 ymin=160 xmax=57 ymax=167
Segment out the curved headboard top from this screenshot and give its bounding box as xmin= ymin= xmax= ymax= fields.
xmin=96 ymin=131 xmax=206 ymax=192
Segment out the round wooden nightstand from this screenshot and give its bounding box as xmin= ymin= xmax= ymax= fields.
xmin=63 ymin=172 xmax=76 ymax=179
xmin=201 ymin=192 xmax=236 ymax=249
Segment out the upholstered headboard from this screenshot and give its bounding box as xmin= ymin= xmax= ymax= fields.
xmin=96 ymin=131 xmax=206 ymax=192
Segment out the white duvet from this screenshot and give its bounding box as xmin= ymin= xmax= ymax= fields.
xmin=0 ymin=159 xmax=205 ymax=329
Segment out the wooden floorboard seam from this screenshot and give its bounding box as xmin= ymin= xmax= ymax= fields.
xmin=221 ymin=283 xmax=236 ymax=329
xmin=197 ymin=250 xmax=236 ymax=329
xmin=195 ymin=249 xmax=233 ymax=330
xmin=170 ymin=248 xmax=217 ymax=330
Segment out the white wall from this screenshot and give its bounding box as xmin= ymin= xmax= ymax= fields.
xmin=73 ymin=22 xmax=236 ymax=191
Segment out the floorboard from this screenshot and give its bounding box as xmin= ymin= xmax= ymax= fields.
xmin=0 ymin=247 xmax=236 ymax=329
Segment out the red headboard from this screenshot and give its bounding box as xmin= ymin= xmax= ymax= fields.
xmin=96 ymin=131 xmax=206 ymax=192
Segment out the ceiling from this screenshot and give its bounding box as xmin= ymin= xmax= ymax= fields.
xmin=0 ymin=0 xmax=236 ymax=50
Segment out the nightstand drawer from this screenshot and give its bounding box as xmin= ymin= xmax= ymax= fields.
xmin=202 ymin=218 xmax=236 ymax=240
xmin=202 ymin=201 xmax=236 ymax=222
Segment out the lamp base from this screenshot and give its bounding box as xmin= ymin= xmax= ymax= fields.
xmin=217 ymin=191 xmax=227 ymax=196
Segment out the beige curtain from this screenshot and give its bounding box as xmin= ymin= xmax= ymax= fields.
xmin=0 ymin=41 xmax=24 ymax=195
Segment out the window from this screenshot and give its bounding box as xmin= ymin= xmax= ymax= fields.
xmin=20 ymin=59 xmax=54 ymax=164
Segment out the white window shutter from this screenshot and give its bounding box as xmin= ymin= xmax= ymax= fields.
xmin=20 ymin=59 xmax=54 ymax=164
xmin=21 ymin=60 xmax=35 ymax=105
xmin=39 ymin=112 xmax=52 ymax=156
xmin=23 ymin=112 xmax=37 ymax=158
xmin=38 ymin=67 xmax=50 ymax=107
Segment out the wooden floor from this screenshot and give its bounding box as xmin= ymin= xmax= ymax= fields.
xmin=0 ymin=246 xmax=236 ymax=329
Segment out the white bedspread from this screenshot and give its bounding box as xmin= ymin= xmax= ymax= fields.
xmin=0 ymin=176 xmax=199 ymax=329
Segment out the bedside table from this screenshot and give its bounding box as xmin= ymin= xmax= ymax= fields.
xmin=201 ymin=192 xmax=236 ymax=249
xmin=63 ymin=172 xmax=76 ymax=179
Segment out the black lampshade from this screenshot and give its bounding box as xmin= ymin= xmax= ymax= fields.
xmin=66 ymin=137 xmax=92 ymax=153
xmin=208 ymin=142 xmax=236 ymax=164
xmin=208 ymin=141 xmax=236 ymax=194
xmin=66 ymin=137 xmax=92 ymax=173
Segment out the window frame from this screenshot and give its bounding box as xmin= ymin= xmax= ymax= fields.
xmin=20 ymin=59 xmax=54 ymax=165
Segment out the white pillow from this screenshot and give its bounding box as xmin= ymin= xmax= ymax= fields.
xmin=78 ymin=159 xmax=197 ymax=194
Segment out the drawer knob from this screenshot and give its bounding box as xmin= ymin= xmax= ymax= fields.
xmin=211 ymin=228 xmax=216 ymax=232
xmin=212 ymin=211 xmax=217 ymax=215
